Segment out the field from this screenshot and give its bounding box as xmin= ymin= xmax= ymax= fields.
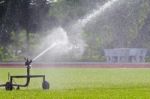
xmin=0 ymin=67 xmax=150 ymax=98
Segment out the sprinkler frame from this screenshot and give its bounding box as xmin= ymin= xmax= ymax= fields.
xmin=0 ymin=58 xmax=49 ymax=90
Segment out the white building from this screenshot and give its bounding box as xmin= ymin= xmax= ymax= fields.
xmin=104 ymin=48 xmax=147 ymax=63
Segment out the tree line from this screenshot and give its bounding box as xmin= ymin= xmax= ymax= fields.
xmin=0 ymin=0 xmax=150 ymax=62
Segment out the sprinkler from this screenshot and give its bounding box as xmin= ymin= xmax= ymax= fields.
xmin=0 ymin=58 xmax=49 ymax=90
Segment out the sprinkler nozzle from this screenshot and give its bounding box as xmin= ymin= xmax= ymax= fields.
xmin=25 ymin=58 xmax=32 ymax=68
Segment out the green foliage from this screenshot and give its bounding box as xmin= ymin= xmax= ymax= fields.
xmin=0 ymin=0 xmax=150 ymax=61
xmin=0 ymin=47 xmax=6 ymax=60
xmin=145 ymin=56 xmax=150 ymax=62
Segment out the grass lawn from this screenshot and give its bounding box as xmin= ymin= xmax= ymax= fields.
xmin=0 ymin=68 xmax=150 ymax=98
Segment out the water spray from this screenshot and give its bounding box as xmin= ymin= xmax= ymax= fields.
xmin=0 ymin=1 xmax=5 ymax=4
xmin=78 ymin=0 xmax=119 ymax=27
xmin=60 ymin=0 xmax=120 ymax=58
xmin=33 ymin=42 xmax=58 ymax=61
xmin=34 ymin=0 xmax=120 ymax=61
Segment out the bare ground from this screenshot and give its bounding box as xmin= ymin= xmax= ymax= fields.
xmin=0 ymin=62 xmax=150 ymax=68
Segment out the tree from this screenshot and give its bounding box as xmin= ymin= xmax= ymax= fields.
xmin=0 ymin=0 xmax=51 ymax=60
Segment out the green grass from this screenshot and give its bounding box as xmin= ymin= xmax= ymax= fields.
xmin=0 ymin=68 xmax=150 ymax=98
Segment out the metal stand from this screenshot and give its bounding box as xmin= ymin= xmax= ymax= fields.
xmin=0 ymin=58 xmax=49 ymax=90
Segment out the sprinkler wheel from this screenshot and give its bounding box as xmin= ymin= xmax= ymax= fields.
xmin=42 ymin=81 xmax=49 ymax=90
xmin=5 ymin=82 xmax=13 ymax=90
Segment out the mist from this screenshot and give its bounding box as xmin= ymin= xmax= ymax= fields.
xmin=0 ymin=0 xmax=150 ymax=62
xmin=31 ymin=0 xmax=121 ymax=62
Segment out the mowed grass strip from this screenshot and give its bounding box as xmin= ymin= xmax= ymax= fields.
xmin=0 ymin=88 xmax=150 ymax=99
xmin=0 ymin=68 xmax=150 ymax=98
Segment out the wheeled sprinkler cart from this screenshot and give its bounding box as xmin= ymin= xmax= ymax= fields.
xmin=0 ymin=58 xmax=49 ymax=90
